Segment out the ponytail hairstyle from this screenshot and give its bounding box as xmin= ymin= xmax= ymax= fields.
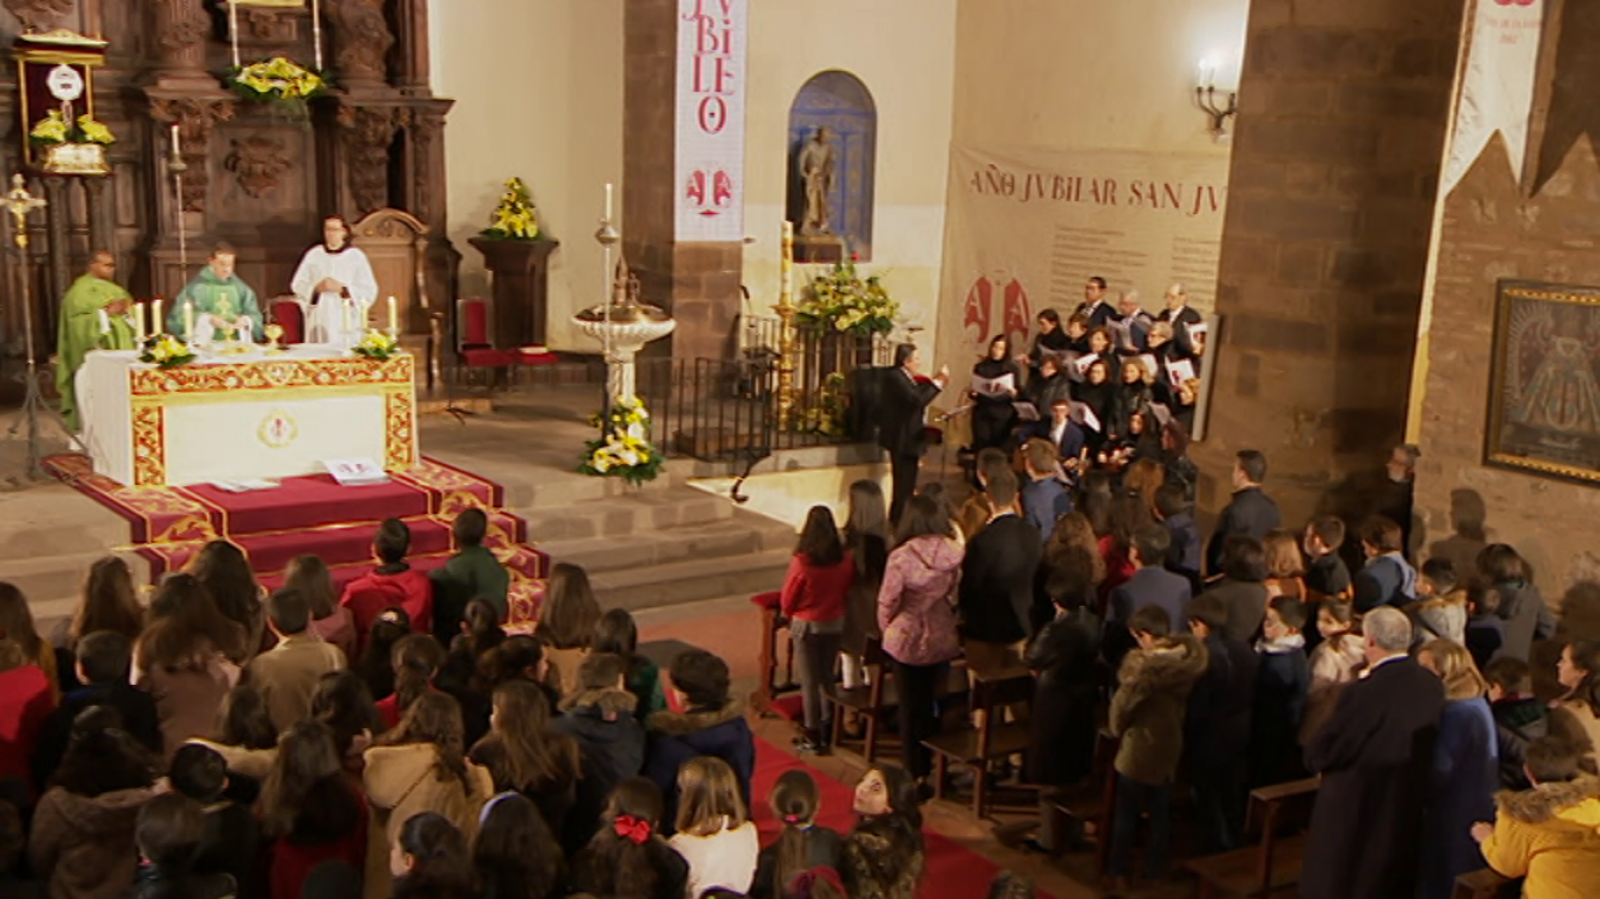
xmin=394 ymin=812 xmax=474 ymax=898
xmin=461 ymin=598 xmax=506 ymax=657
xmin=769 ymin=770 xmax=822 ymax=899
xmin=355 ymin=605 xmax=411 ymax=700
xmin=574 ymin=777 xmax=670 ymax=899
xmin=390 ymin=634 xmax=447 ymax=715
xmin=479 ymin=634 xmax=546 ymax=691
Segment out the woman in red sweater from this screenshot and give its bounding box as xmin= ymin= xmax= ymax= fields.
xmin=781 ymin=505 xmax=855 ymax=753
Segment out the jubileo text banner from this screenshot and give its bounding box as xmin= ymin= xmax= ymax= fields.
xmin=936 ymin=144 xmax=1230 ymax=380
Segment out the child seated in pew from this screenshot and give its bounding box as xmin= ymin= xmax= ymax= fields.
xmin=1472 ymin=734 xmax=1600 ymax=895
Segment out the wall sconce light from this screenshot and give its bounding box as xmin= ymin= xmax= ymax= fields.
xmin=1194 ymin=58 xmax=1237 ymax=138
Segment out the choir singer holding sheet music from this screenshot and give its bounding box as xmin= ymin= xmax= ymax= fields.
xmin=969 ymin=334 xmax=1023 ymax=453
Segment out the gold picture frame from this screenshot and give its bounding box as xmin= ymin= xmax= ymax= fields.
xmin=1484 ymin=279 xmax=1600 ymax=485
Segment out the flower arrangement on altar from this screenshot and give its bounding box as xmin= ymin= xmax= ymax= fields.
xmin=229 ymin=57 xmax=328 ymax=108
xmin=798 ymin=371 xmax=849 ymax=437
xmin=351 ymin=329 xmax=400 ymax=360
xmin=29 ymin=110 xmax=116 ymax=146
xmin=140 ymin=333 xmax=195 ymax=370
xmin=579 ymin=397 xmax=664 ymax=485
xmin=796 ymin=260 xmax=899 ymax=336
xmin=481 ymin=178 xmax=541 ymax=241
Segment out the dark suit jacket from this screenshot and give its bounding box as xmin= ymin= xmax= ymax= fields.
xmin=1077 ymin=299 xmax=1116 ymax=329
xmin=1205 ymin=486 xmax=1281 ymax=575
xmin=1302 ymin=656 xmax=1445 ymax=899
xmin=1199 ymin=578 xmax=1271 ymax=645
xmin=1185 ymin=631 xmax=1258 ymax=768
xmin=1352 ymin=553 xmax=1417 ymax=612
xmin=958 ymin=514 xmax=1043 ymax=645
xmin=877 ymin=367 xmax=941 ymax=457
xmin=1108 ymin=565 xmax=1192 ymax=630
xmin=1020 ymin=418 xmax=1086 ymax=461
xmin=1158 ymin=305 xmax=1204 ymax=357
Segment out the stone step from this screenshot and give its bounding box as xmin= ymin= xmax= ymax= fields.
xmin=518 ymin=490 xmax=733 ymax=543
xmin=536 ymin=514 xmax=794 ymax=575
xmin=0 ymin=484 xmax=131 ymax=559
xmin=588 ymin=547 xmax=794 ymax=613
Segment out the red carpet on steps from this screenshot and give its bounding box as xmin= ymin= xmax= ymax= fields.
xmin=751 ymin=737 xmax=1053 ymax=899
xmin=42 ymin=453 xmax=548 ymax=616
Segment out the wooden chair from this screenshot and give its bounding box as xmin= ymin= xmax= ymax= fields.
xmin=923 ymin=670 xmax=1034 ymax=818
xmin=749 ymin=590 xmax=799 ymax=716
xmin=1451 ymin=870 xmax=1520 ymax=899
xmin=353 ymin=208 xmax=440 ymax=389
xmin=268 ymin=296 xmax=303 ymax=344
xmin=823 ymin=637 xmax=891 ymax=761
xmin=451 ymin=296 xmax=521 ymax=403
xmin=1183 ymin=776 xmax=1320 ymax=898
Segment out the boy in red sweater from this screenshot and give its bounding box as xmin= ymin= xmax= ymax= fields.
xmin=340 ymin=518 xmax=432 ymax=656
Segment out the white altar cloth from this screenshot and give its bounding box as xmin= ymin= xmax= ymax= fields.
xmin=78 ymin=345 xmax=418 ymax=487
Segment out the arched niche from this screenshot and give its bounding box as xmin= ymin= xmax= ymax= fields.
xmin=787 ymin=70 xmax=877 ymax=262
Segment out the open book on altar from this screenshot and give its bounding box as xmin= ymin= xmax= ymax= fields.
xmin=324 ymin=457 xmax=389 ymax=486
xmin=970 ymin=371 xmax=1016 ymax=398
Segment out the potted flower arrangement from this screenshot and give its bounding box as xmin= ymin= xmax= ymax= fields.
xmin=30 ymin=110 xmax=115 ymax=175
xmin=579 ymin=397 xmax=664 ymax=485
xmin=228 ymin=57 xmax=328 ymax=117
xmin=797 ymin=260 xmax=899 ymax=336
xmin=140 ymin=333 xmax=195 ymax=370
xmin=351 ymin=329 xmax=399 ymax=360
xmin=481 ymin=178 xmax=541 ymax=240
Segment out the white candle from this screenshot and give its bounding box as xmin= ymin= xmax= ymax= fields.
xmin=170 ymin=123 xmax=181 ymax=157
xmin=183 ymin=300 xmax=194 ymax=342
xmin=343 ymin=299 xmax=353 ymax=335
xmin=781 ymin=220 xmax=794 ymax=297
xmin=133 ymin=302 xmax=145 ymax=345
xmin=605 ymin=182 xmax=614 ymax=221
xmin=311 ymin=0 xmax=324 ymax=71
xmin=228 ymin=1 xmax=241 ymax=69
xmin=153 ymin=298 xmax=163 ymax=336
xmin=387 ymin=295 xmax=397 ymax=333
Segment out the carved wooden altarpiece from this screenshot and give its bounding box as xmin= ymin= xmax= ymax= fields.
xmin=0 ymin=0 xmax=455 ymax=376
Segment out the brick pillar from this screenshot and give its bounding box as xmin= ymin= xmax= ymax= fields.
xmin=1193 ymin=0 xmax=1465 ymax=523
xmin=623 ymin=0 xmax=744 ymax=362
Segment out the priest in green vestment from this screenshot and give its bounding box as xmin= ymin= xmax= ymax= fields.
xmin=56 ymin=251 xmax=136 ymax=432
xmin=168 ymin=244 xmax=264 ymax=342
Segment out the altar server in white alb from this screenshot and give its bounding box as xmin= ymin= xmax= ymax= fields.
xmin=291 ymin=215 xmax=379 ymax=345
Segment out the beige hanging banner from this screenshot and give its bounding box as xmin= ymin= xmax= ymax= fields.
xmin=936 ymin=144 xmax=1229 ymax=371
xmin=1442 ymin=0 xmax=1545 ymax=194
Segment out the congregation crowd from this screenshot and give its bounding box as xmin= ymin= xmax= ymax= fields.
xmin=1 ymin=278 xmax=1599 ymax=899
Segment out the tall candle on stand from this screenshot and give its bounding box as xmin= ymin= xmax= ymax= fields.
xmin=605 ymin=182 xmax=614 ymax=222
xmin=133 ymin=302 xmax=145 ymax=345
xmin=228 ymin=1 xmax=240 ymax=69
xmin=387 ymin=296 xmax=397 ymax=333
xmin=153 ymin=298 xmax=163 ymax=336
xmin=781 ymin=220 xmax=794 ymax=298
xmin=183 ymin=300 xmax=194 ymax=343
xmin=311 ymin=0 xmax=324 ymax=71
xmin=170 ymin=124 xmax=181 ymax=157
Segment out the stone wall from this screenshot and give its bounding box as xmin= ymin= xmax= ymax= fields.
xmin=1414 ymin=137 xmax=1600 ymax=597
xmin=1193 ymin=0 xmax=1465 ymax=524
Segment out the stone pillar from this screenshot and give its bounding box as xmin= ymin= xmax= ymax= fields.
xmin=1193 ymin=0 xmax=1466 ymax=523
xmin=623 ymin=0 xmax=744 ymax=362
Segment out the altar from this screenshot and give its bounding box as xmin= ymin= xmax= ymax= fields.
xmin=78 ymin=346 xmax=418 ymax=488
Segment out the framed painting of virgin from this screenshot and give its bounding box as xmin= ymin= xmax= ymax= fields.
xmin=1485 ymin=280 xmax=1600 ymax=484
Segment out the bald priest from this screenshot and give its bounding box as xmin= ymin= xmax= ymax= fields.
xmin=56 ymin=250 xmax=136 ymax=432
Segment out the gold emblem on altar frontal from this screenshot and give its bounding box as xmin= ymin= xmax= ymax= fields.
xmin=258 ymin=409 xmax=299 ymax=449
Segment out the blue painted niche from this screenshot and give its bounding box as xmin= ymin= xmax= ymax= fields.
xmin=787 ymin=70 xmax=877 ymax=261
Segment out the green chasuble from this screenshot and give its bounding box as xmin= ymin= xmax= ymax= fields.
xmin=56 ymin=274 xmax=135 ymax=432
xmin=169 ymin=266 xmax=264 ymax=339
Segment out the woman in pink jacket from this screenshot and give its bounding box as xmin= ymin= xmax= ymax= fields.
xmin=877 ymin=493 xmax=964 ymax=782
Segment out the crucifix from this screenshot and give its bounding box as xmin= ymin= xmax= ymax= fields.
xmin=3 ymin=173 xmax=66 ymax=478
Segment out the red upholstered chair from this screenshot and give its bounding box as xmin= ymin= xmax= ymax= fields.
xmin=453 ymin=297 xmax=519 ymax=395
xmin=269 ymin=296 xmax=304 ymax=345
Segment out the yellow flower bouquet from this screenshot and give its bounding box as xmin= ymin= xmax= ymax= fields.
xmin=482 ymin=178 xmax=541 ymax=241
xmin=580 ymin=397 xmax=664 ymax=484
xmin=29 ymin=110 xmax=70 ymax=145
xmin=229 ymin=57 xmax=328 ymax=112
xmin=351 ymin=329 xmax=400 ymax=360
xmin=797 ymin=261 xmax=899 ymax=336
xmin=140 ymin=333 xmax=196 ymax=369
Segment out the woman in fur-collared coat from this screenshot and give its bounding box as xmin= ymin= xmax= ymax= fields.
xmin=643 ymin=648 xmax=754 ymax=833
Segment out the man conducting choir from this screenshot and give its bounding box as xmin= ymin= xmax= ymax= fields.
xmin=170 ymin=244 xmax=264 ymax=343
xmin=291 ymin=215 xmax=378 ymax=344
xmin=56 ymin=251 xmax=135 ymax=431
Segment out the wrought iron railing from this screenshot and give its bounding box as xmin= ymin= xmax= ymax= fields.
xmin=637 ymin=325 xmax=891 ymax=464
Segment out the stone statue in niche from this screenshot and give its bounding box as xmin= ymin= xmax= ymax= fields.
xmin=328 ymin=0 xmax=395 ymax=85
xmin=797 ymin=126 xmax=836 ymax=236
xmin=3 ymin=0 xmax=74 ymax=32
